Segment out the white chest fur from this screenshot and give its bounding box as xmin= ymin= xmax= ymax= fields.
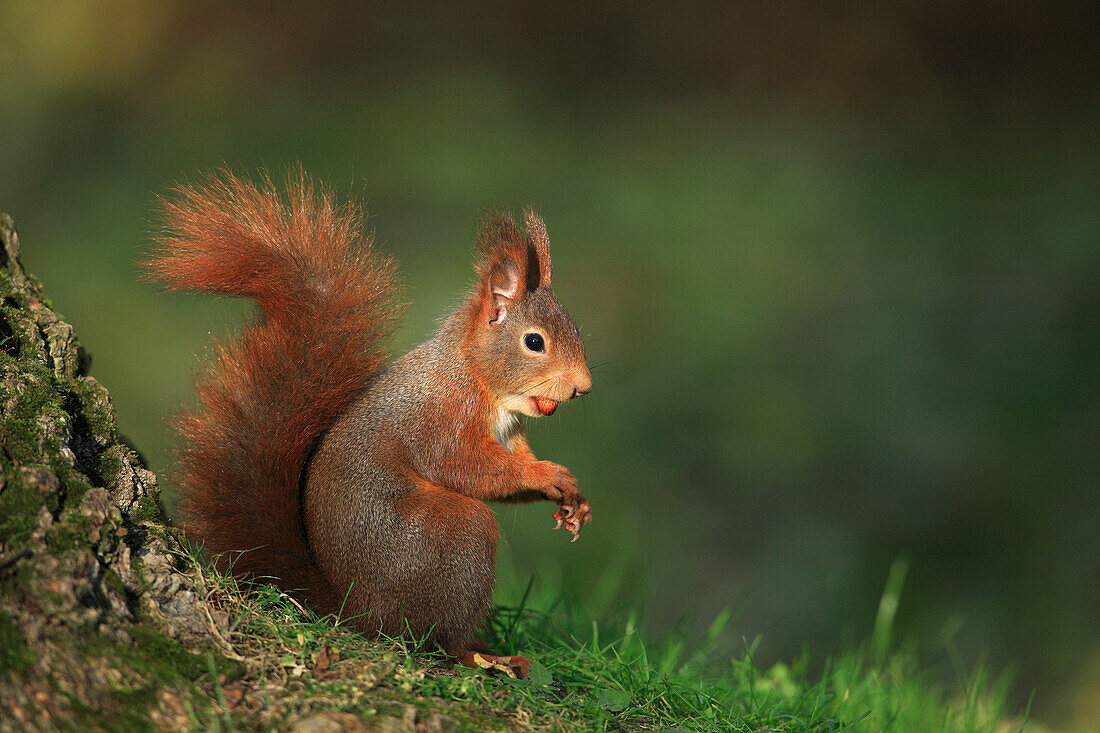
xmin=492 ymin=407 xmax=523 ymax=450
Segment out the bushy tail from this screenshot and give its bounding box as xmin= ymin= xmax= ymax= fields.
xmin=147 ymin=169 xmax=401 ymax=614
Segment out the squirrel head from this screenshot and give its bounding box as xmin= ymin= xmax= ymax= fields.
xmin=467 ymin=210 xmax=592 ymax=418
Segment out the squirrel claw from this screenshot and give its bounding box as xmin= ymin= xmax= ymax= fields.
xmin=554 ymin=497 xmax=589 ymax=537
xmin=553 ymin=497 xmax=591 ymax=539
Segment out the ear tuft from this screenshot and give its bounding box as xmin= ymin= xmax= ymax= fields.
xmin=524 ymin=209 xmax=552 ymax=289
xmin=475 ymin=211 xmax=524 ymax=263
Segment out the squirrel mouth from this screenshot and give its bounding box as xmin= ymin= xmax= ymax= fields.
xmin=533 ymin=397 xmax=558 ymax=416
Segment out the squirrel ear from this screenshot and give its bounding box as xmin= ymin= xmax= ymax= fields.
xmin=476 ymin=212 xmax=529 ymax=324
xmin=524 ymin=209 xmax=552 ymax=289
xmin=487 ymin=258 xmax=521 ymax=324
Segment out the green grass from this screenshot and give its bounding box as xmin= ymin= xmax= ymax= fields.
xmin=166 ymin=545 xmax=1023 ymax=732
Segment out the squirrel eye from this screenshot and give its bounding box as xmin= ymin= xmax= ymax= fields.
xmin=523 ymin=333 xmax=545 ymax=352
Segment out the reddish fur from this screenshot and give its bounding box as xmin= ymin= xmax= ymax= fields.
xmin=145 ymin=169 xmax=401 ymax=614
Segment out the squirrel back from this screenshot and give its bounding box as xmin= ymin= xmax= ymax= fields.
xmin=146 ymin=169 xmax=401 ymax=614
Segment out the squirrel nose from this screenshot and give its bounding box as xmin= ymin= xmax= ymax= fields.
xmin=571 ymin=368 xmax=593 ymax=399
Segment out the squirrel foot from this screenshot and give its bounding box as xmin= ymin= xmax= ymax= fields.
xmin=553 ymin=496 xmax=592 ymax=541
xmin=451 ymin=647 xmax=532 ymax=679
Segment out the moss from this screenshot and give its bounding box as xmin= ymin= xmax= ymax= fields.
xmin=102 ymin=567 xmax=128 ymax=602
xmin=70 ymin=377 xmax=119 ymax=447
xmin=60 ymin=624 xmax=244 ymax=732
xmin=0 ymin=362 xmax=68 ymax=469
xmin=0 ymin=467 xmax=59 ymax=544
xmin=0 ymin=609 xmax=35 ymax=676
xmin=65 ymin=687 xmax=160 ymax=733
xmin=61 ymin=383 xmax=117 ymax=489
xmin=1 ymin=304 xmax=47 ymax=367
xmin=47 ymin=489 xmax=115 ymax=564
xmin=45 ymin=517 xmax=92 ymax=558
xmin=128 ymin=495 xmax=165 ymax=524
xmin=96 ymin=447 xmax=124 ymax=491
xmin=124 ymin=625 xmax=235 ymax=682
xmin=43 ymin=523 xmax=84 ymax=557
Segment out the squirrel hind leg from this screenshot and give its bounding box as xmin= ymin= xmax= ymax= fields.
xmin=384 ymin=480 xmax=499 ymax=648
xmin=306 ymin=473 xmax=499 ymax=647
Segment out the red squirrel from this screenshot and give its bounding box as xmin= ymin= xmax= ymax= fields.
xmin=146 ymin=170 xmax=592 ymax=676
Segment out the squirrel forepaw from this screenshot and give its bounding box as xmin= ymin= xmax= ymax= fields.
xmin=553 ymin=498 xmax=591 ymax=541
xmin=533 ymin=461 xmax=590 ymax=540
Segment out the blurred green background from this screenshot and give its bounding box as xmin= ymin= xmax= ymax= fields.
xmin=2 ymin=2 xmax=1098 ymax=726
